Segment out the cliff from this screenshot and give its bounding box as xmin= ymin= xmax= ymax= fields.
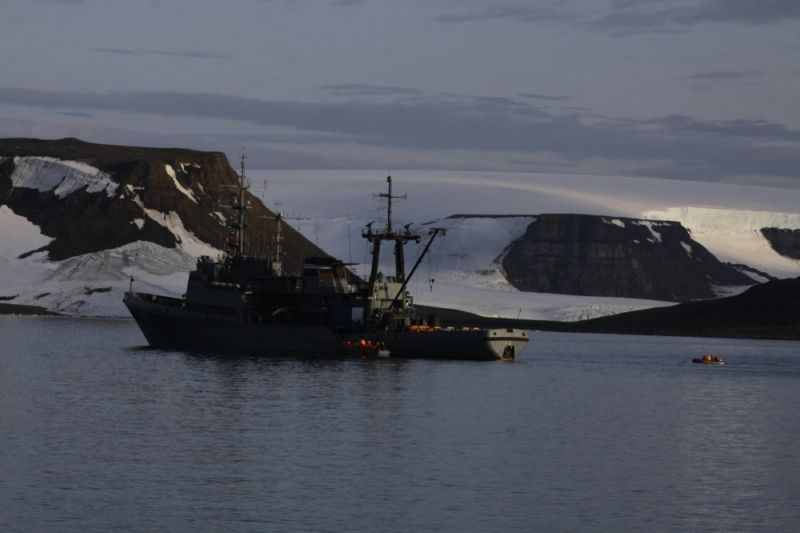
xmin=0 ymin=137 xmax=323 ymax=266
xmin=501 ymin=214 xmax=756 ymax=301
xmin=761 ymin=227 xmax=800 ymax=260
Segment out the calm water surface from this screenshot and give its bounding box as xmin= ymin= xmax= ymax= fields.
xmin=1 ymin=316 xmax=799 ymax=532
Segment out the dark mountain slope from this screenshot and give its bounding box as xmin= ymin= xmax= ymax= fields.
xmin=570 ymin=276 xmax=800 ymax=339
xmin=0 ymin=138 xmax=324 ymax=267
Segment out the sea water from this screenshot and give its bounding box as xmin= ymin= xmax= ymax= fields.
xmin=1 ymin=316 xmax=799 ymax=532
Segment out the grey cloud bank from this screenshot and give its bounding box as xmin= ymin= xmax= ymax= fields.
xmin=91 ymin=48 xmax=233 ymax=60
xmin=1 ymin=86 xmax=798 ymax=184
xmin=435 ymin=0 xmax=800 ymax=34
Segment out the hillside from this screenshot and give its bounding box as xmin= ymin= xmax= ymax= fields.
xmin=0 ymin=138 xmax=325 ymax=315
xmin=0 ymin=137 xmax=323 ymax=263
xmin=569 ymin=276 xmax=800 ymax=339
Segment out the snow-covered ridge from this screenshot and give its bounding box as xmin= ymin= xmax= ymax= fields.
xmin=0 ymin=205 xmax=217 ymax=316
xmin=9 ymin=156 xmax=118 ymax=198
xmin=644 ymin=207 xmax=800 ymax=277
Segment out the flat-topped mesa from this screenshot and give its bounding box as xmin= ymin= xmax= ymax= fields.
xmin=0 ymin=137 xmax=324 ymax=264
xmin=502 ymin=214 xmax=756 ymax=302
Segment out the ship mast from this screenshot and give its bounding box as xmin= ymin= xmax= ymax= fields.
xmin=272 ymin=202 xmax=284 ymax=275
xmin=363 ymin=176 xmax=421 ymax=287
xmin=223 ymin=151 xmax=251 ymax=257
xmin=363 ymin=176 xmax=423 ymax=319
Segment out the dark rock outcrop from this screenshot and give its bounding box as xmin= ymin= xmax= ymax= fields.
xmin=0 ymin=138 xmax=324 ymax=268
xmin=761 ymin=227 xmax=800 ymax=260
xmin=501 ymin=214 xmax=755 ymax=301
xmin=418 ymin=276 xmax=800 ymax=340
xmin=571 ymin=276 xmax=800 ymax=340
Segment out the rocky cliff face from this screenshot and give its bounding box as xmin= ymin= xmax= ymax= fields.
xmin=0 ymin=138 xmax=323 ymax=266
xmin=501 ymin=214 xmax=756 ymax=301
xmin=761 ymin=227 xmax=800 ymax=260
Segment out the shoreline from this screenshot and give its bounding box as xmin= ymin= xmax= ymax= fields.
xmin=0 ymin=303 xmax=61 ymax=316
xmin=416 ymin=305 xmax=800 ymax=342
xmin=4 ymin=303 xmax=795 ymax=342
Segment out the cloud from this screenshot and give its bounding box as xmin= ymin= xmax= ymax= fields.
xmin=680 ymin=70 xmax=764 ymax=81
xmin=91 ymin=48 xmax=233 ymax=60
xmin=434 ymin=0 xmax=800 ymax=35
xmin=434 ymin=2 xmax=575 ymax=24
xmin=321 ymin=84 xmax=426 ymax=97
xmin=258 ymin=0 xmax=366 ymax=6
xmin=52 ymin=110 xmax=94 ymax=118
xmin=0 ymin=86 xmax=798 ymax=182
xmin=591 ymin=0 xmax=800 ymax=35
xmin=517 ymin=92 xmax=572 ymax=102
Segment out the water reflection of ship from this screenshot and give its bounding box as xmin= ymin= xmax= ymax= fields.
xmin=124 ymin=159 xmax=528 ymax=360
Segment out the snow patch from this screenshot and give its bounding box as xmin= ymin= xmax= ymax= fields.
xmin=10 ymin=156 xmax=118 ymax=198
xmin=632 ymin=220 xmax=663 ymax=243
xmin=143 ymin=208 xmax=219 ymax=257
xmin=0 ymin=206 xmax=52 ymax=258
xmin=211 ymin=211 xmax=227 ymax=224
xmin=164 ymin=163 xmax=177 ymax=180
xmin=603 ymin=217 xmax=626 ymax=228
xmin=132 ymin=218 xmax=145 ymax=230
xmin=165 ymin=164 xmax=198 ymax=204
xmin=681 ymin=242 xmax=693 ymax=255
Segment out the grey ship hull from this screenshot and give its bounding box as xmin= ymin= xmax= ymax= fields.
xmin=124 ymin=292 xmax=343 ymax=356
xmin=125 ymin=292 xmax=528 ymax=360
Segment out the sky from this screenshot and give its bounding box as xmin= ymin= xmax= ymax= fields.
xmin=1 ymin=0 xmax=799 ymax=188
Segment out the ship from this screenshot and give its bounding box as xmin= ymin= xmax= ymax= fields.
xmin=123 ymin=158 xmax=529 ymax=360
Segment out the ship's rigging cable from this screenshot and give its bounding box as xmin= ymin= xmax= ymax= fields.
xmin=425 ymin=231 xmax=444 ymax=291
